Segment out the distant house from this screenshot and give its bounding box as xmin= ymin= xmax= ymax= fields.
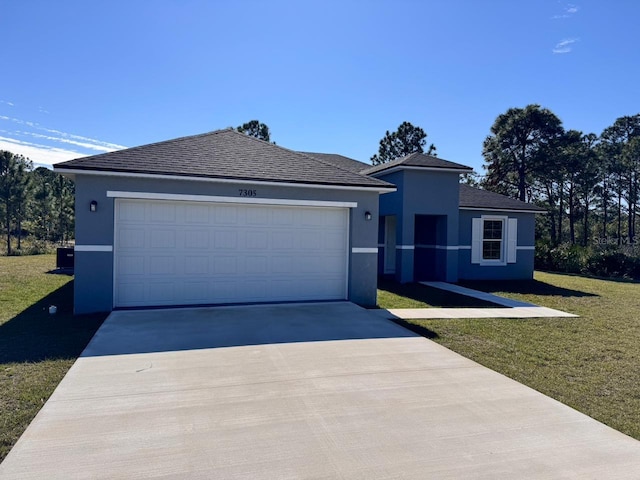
xmin=54 ymin=130 xmax=543 ymax=314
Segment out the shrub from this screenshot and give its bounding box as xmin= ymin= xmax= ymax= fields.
xmin=536 ymin=240 xmax=640 ymax=280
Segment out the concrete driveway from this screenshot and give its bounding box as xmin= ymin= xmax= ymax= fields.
xmin=2 ymin=302 xmax=640 ymax=479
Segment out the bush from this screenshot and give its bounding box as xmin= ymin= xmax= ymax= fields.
xmin=536 ymin=240 xmax=640 ymax=280
xmin=1 ymin=236 xmax=60 ymax=256
xmin=585 ymin=248 xmax=640 ymax=279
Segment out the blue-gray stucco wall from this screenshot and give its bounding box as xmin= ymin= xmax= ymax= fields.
xmin=73 ymin=174 xmax=382 ymax=314
xmin=457 ymin=209 xmax=536 ymax=280
xmin=376 ymin=169 xmax=461 ymax=283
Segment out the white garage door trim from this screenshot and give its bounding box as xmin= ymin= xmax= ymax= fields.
xmin=113 ymin=198 xmax=350 ymax=308
xmin=107 ymin=190 xmax=358 ymax=208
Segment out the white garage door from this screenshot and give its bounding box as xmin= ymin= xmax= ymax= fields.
xmin=114 ymin=199 xmax=349 ymax=307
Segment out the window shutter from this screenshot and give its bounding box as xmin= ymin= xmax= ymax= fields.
xmin=507 ymin=218 xmax=518 ymax=263
xmin=471 ymin=218 xmax=482 ymax=264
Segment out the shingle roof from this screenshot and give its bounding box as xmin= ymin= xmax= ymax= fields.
xmin=300 ymin=152 xmax=370 ymax=174
xmin=54 ymin=129 xmax=393 ymax=189
xmin=361 ymin=152 xmax=473 ymax=175
xmin=459 ymin=184 xmax=546 ymax=212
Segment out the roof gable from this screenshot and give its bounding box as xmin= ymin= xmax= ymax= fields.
xmin=54 ymin=129 xmax=392 ymax=190
xmin=361 ymin=152 xmax=473 ymax=175
xmin=459 ymin=184 xmax=545 ymax=212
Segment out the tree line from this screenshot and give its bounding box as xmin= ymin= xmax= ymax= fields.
xmin=0 ymin=151 xmax=74 ymax=255
xmin=480 ymin=105 xmax=640 ymax=249
xmin=3 ymin=111 xmax=639 ymax=269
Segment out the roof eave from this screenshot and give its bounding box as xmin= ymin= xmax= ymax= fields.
xmin=53 ymin=166 xmax=397 ymax=193
xmin=366 ymin=165 xmax=474 ymax=177
xmin=459 ymin=206 xmax=546 ymax=214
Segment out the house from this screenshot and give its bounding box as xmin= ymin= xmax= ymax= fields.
xmin=360 ymin=154 xmax=545 ymax=283
xmin=54 ymin=129 xmax=544 ymax=314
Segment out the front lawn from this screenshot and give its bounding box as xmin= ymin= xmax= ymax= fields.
xmin=377 ymin=278 xmax=499 ymax=308
xmin=0 ymin=255 xmax=107 ymax=461
xmin=379 ymin=271 xmax=640 ymax=440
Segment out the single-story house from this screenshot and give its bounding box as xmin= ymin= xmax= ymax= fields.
xmin=54 ymin=129 xmax=544 ymax=314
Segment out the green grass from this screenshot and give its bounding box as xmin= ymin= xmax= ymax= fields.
xmin=379 ymin=272 xmax=640 ymax=440
xmin=377 ymin=278 xmax=499 ymax=308
xmin=0 ymin=255 xmax=107 ymax=461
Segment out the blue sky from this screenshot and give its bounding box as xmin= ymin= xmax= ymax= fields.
xmin=1 ymin=0 xmax=638 ymax=173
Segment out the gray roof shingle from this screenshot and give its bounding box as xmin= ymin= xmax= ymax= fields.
xmin=459 ymin=184 xmax=546 ymax=212
xmin=300 ymin=152 xmax=370 ymax=174
xmin=54 ymin=129 xmax=393 ymax=189
xmin=361 ymin=152 xmax=473 ymax=175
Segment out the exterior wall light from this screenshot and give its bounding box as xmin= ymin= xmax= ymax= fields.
xmin=364 ymin=211 xmax=372 ymax=221
xmin=90 ymin=200 xmax=98 ymax=212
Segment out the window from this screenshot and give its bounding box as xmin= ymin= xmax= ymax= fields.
xmin=482 ymin=219 xmax=504 ymax=261
xmin=471 ymin=216 xmax=517 ymax=266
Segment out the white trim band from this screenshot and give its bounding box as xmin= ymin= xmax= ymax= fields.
xmin=56 ymin=169 xmax=395 ymax=193
xmin=396 ymin=245 xmax=415 ymax=250
xmin=516 ymin=245 xmax=535 ymax=250
xmin=415 ymin=244 xmax=463 ymax=250
xmin=74 ymin=245 xmax=113 ymax=252
xmin=107 ymin=191 xmax=357 ymax=209
xmin=351 ymin=247 xmax=378 ymax=254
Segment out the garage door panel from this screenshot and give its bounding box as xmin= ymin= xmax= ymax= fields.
xmin=182 ymin=281 xmax=209 ymax=302
xmin=118 ymin=202 xmax=145 ymax=223
xmin=150 ymin=230 xmax=176 ymax=249
xmin=184 ymin=256 xmax=208 ymax=275
xmin=147 ymin=282 xmax=176 ymax=303
xmin=213 ymin=256 xmax=237 ymax=274
xmin=246 ymin=231 xmax=269 ymax=249
xmin=184 ymin=204 xmax=209 ymax=224
xmin=119 ymin=228 xmax=145 ymax=249
xmin=118 ymin=256 xmax=145 ymax=276
xmin=214 ymin=205 xmax=238 ymax=224
xmin=150 ymin=203 xmax=176 ymax=223
xmin=271 ymin=231 xmax=294 ymax=249
xmin=148 ymin=256 xmax=176 ymax=275
xmin=115 ymin=199 xmax=348 ymax=307
xmin=214 ymin=230 xmax=237 ymax=249
xmin=117 ymin=282 xmax=146 ymax=305
xmin=271 ymin=256 xmax=293 ymax=274
xmin=184 ymin=230 xmax=209 ymax=249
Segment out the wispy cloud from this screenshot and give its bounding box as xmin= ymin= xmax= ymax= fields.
xmin=0 ymin=115 xmax=127 ymax=166
xmin=553 ymin=38 xmax=579 ymax=54
xmin=0 ymin=136 xmax=85 ymax=165
xmin=552 ymin=3 xmax=579 ymax=19
xmin=0 ymin=100 xmax=15 ymax=107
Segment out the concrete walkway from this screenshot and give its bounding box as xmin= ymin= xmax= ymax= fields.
xmin=383 ymin=281 xmax=577 ymax=319
xmin=2 ymin=302 xmax=637 ymax=479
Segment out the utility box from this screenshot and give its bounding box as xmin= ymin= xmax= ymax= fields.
xmin=56 ymin=247 xmax=74 ymax=270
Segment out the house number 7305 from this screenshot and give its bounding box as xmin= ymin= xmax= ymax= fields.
xmin=238 ymin=189 xmax=257 ymax=197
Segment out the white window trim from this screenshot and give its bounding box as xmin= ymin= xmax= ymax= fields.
xmin=471 ymin=215 xmax=518 ymax=266
xmin=479 ymin=215 xmax=508 ymax=266
xmin=480 ymin=215 xmax=508 ymax=266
